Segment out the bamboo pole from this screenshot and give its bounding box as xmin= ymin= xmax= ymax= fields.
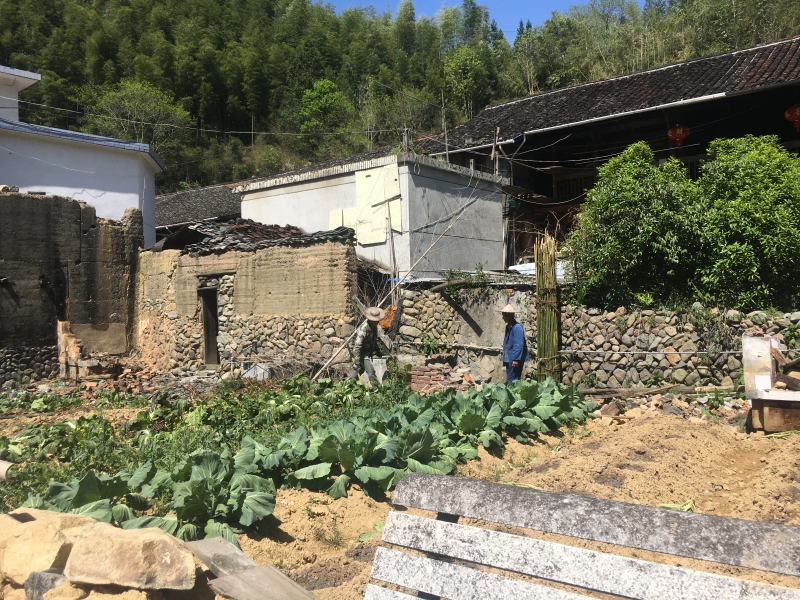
xmin=535 ymin=233 xmax=560 ymax=382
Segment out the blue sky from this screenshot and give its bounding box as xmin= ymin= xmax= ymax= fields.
xmin=324 ymin=0 xmax=581 ymax=39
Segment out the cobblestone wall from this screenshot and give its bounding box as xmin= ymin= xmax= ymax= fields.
xmin=393 ymin=286 xmax=800 ymax=389
xmin=0 ymin=345 xmax=58 ymax=388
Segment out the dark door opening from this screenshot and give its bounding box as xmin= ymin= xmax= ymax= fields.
xmin=199 ymin=288 xmax=219 ymax=365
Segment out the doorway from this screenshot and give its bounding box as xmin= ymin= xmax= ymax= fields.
xmin=198 ymin=287 xmax=219 ymax=365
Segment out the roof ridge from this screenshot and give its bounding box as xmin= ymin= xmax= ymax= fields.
xmin=482 ymin=34 xmax=800 ymax=114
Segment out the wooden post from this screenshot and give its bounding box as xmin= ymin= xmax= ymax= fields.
xmin=535 ymin=233 xmax=559 ymax=382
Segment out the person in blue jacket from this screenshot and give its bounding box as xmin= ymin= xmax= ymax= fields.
xmin=500 ymin=304 xmax=528 ymax=381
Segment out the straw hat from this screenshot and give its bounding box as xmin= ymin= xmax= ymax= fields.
xmin=498 ymin=303 xmax=517 ymax=314
xmin=365 ymin=306 xmax=386 ymax=322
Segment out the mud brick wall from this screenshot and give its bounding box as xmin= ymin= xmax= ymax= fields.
xmin=0 ymin=193 xmax=142 ymax=351
xmin=136 ymin=240 xmax=358 ymax=374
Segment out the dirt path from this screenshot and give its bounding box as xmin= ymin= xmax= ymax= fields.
xmin=235 ymin=411 xmax=800 ymax=599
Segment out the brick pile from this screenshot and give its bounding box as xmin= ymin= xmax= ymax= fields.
xmin=410 ymin=355 xmax=490 ymax=393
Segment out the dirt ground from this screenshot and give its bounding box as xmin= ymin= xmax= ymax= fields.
xmin=244 ymin=410 xmax=800 ymax=598
xmin=5 ymin=399 xmax=800 ymax=597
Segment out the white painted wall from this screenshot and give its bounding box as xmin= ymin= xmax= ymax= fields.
xmin=241 ymin=172 xmax=412 ymax=274
xmin=406 ymin=163 xmax=504 ymax=277
xmin=0 ymin=68 xmax=39 ymax=122
xmin=242 ymin=172 xmax=356 ymax=232
xmin=0 ymin=129 xmax=157 ymax=246
xmin=240 ymin=158 xmax=504 ymax=277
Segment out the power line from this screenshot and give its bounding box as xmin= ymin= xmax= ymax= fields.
xmin=6 ymin=94 xmax=402 ymax=138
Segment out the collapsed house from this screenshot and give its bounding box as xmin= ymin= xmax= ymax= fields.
xmin=135 ymin=220 xmax=358 ymax=375
xmin=154 ymin=184 xmax=242 ymax=240
xmin=0 ymin=193 xmax=142 ymax=387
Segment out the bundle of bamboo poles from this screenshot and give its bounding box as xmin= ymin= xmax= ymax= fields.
xmin=534 ymin=233 xmax=560 ymax=382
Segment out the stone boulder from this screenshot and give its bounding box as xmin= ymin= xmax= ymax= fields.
xmin=44 ymin=583 xmax=157 ymax=599
xmin=64 ymin=523 xmax=195 ymax=590
xmin=0 ymin=509 xmax=95 ymax=586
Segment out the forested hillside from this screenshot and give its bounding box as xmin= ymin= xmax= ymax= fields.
xmin=2 ymin=0 xmax=798 ymax=191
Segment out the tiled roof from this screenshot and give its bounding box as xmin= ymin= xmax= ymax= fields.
xmin=419 ymin=36 xmax=800 ymax=153
xmin=153 ymin=218 xmax=355 ymax=256
xmin=0 ymin=118 xmax=166 ymax=170
xmin=155 ymin=185 xmax=241 ymax=227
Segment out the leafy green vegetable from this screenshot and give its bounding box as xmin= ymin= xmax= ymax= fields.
xmin=6 ymin=375 xmax=595 ymax=545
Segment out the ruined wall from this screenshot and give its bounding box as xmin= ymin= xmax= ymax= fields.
xmin=0 ymin=193 xmax=142 ymax=384
xmin=136 ymin=240 xmax=357 ymax=373
xmin=395 ymin=286 xmax=800 ymax=390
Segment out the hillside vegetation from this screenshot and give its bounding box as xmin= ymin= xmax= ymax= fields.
xmin=2 ymin=0 xmax=799 ymax=190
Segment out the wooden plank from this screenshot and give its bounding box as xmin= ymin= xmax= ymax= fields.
xmin=364 ymin=584 xmax=418 ymax=600
xmin=391 ymin=474 xmax=800 ymax=576
xmin=208 ymin=564 xmax=319 ymax=600
xmin=381 ymin=512 xmax=800 ymax=600
xmin=370 ymin=547 xmax=590 ymax=600
xmin=185 ymin=537 xmax=257 ymax=577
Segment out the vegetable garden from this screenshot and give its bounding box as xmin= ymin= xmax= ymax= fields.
xmin=0 ymin=376 xmax=595 ymax=547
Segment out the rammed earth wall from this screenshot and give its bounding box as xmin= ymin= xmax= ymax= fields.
xmin=135 ymin=240 xmax=357 ymax=374
xmin=394 ymin=286 xmax=800 ymax=389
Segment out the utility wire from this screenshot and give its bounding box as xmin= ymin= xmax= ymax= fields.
xmin=5 ymin=94 xmax=402 ymax=137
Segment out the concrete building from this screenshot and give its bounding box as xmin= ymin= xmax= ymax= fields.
xmin=231 ymin=150 xmax=509 ymax=278
xmin=0 ymin=66 xmax=164 ymax=247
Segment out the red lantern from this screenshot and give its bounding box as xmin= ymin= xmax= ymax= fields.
xmin=785 ymin=105 xmax=800 ymax=132
xmin=668 ymin=124 xmax=690 ymax=147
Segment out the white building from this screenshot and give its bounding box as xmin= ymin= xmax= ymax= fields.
xmin=0 ymin=66 xmax=164 ymax=247
xmin=232 ymin=150 xmax=509 ymax=278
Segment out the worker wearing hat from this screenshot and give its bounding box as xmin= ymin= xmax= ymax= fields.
xmin=353 ymin=306 xmax=387 ymax=383
xmin=499 ymin=303 xmax=529 ymax=381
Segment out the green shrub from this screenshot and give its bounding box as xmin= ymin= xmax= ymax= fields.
xmin=566 ymin=142 xmax=702 ymax=307
xmin=568 ymin=136 xmax=800 ymax=310
xmin=698 ymin=136 xmax=800 ymax=309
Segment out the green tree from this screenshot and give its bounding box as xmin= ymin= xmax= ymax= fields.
xmin=567 ymin=142 xmax=702 ymax=307
xmin=299 ymin=79 xmax=353 ymax=135
xmin=444 ymin=44 xmax=489 ymax=119
xmin=81 ymin=80 xmax=193 ymax=162
xmin=698 ymin=136 xmax=800 ymax=309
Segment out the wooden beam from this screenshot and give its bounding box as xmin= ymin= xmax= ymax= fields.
xmin=185 ymin=537 xmax=257 ymax=578
xmin=208 ymin=564 xmax=319 ymax=600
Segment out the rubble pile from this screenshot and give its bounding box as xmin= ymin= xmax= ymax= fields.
xmin=181 ymin=221 xmax=354 ymax=257
xmin=0 ymin=509 xmax=211 ymax=600
xmin=410 ymin=355 xmax=491 ymax=393
xmin=593 ymin=389 xmax=749 ymax=428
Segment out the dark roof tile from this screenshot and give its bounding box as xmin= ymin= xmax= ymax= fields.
xmin=419 ymin=37 xmax=800 ymax=153
xmin=153 ymin=218 xmax=355 ymax=256
xmin=155 ymin=185 xmax=241 ymax=227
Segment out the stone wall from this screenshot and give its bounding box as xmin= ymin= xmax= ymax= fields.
xmin=135 ymin=240 xmax=357 ymax=374
xmin=0 ymin=345 xmax=58 ymax=388
xmin=0 ymin=193 xmax=142 ymax=351
xmin=393 ymin=285 xmax=800 ymax=389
